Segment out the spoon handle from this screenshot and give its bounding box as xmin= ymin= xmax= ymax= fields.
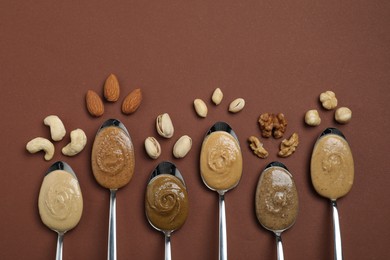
xmin=275 ymin=233 xmax=284 ymax=260
xmin=56 ymin=233 xmax=64 ymax=260
xmin=331 ymin=200 xmax=343 ymax=260
xmin=219 ymin=193 xmax=227 ymax=260
xmin=164 ymin=233 xmax=172 ymax=260
xmin=108 ymin=190 xmax=117 ymax=260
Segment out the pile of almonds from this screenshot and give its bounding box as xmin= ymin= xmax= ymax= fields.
xmin=85 ymin=74 xmax=142 ymax=117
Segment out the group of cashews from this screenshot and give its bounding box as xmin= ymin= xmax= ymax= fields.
xmin=26 ymin=115 xmax=87 ymax=161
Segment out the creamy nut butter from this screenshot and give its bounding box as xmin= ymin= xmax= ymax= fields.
xmin=255 ymin=166 xmax=298 ymax=231
xmin=311 ymin=133 xmax=354 ymax=200
xmin=145 ymin=174 xmax=189 ymax=231
xmin=200 ymin=131 xmax=242 ymax=191
xmin=38 ymin=170 xmax=83 ymax=233
xmin=92 ymin=126 xmax=135 ymax=189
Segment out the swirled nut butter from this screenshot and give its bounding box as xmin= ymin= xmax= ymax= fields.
xmin=200 ymin=131 xmax=243 ymax=191
xmin=311 ymin=133 xmax=354 ymax=200
xmin=145 ymin=174 xmax=189 ymax=231
xmin=92 ymin=125 xmax=135 ymax=189
xmin=255 ymin=166 xmax=298 ymax=231
xmin=38 ymin=170 xmax=83 ymax=233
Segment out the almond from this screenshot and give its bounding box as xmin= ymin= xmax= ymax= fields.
xmin=103 ymin=73 xmax=120 ymax=102
xmin=86 ymin=90 xmax=104 ymax=117
xmin=122 ymin=88 xmax=142 ymax=114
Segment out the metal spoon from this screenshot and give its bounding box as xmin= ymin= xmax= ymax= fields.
xmin=92 ymin=119 xmax=135 ymax=260
xmin=39 ymin=161 xmax=83 ymax=260
xmin=255 ymin=162 xmax=298 ymax=260
xmin=200 ymin=122 xmax=243 ymax=260
xmin=145 ymin=161 xmax=188 ymax=260
xmin=311 ymin=128 xmax=354 ymax=260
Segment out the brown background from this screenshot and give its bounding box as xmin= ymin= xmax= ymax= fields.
xmin=1 ymin=1 xmax=389 ymax=259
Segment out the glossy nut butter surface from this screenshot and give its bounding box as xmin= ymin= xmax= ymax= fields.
xmin=38 ymin=170 xmax=83 ymax=233
xmin=200 ymin=131 xmax=243 ymax=191
xmin=145 ymin=174 xmax=189 ymax=231
xmin=92 ymin=126 xmax=135 ymax=189
xmin=255 ymin=166 xmax=298 ymax=232
xmin=311 ymin=134 xmax=354 ymax=200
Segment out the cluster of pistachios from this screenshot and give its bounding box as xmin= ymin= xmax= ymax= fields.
xmin=144 ymin=113 xmax=192 ymax=160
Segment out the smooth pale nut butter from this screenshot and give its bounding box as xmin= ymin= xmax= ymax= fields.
xmin=92 ymin=126 xmax=135 ymax=189
xmin=38 ymin=170 xmax=83 ymax=233
xmin=255 ymin=166 xmax=299 ymax=231
xmin=311 ymin=133 xmax=354 ymax=200
xmin=200 ymin=131 xmax=243 ymax=191
xmin=145 ymin=174 xmax=189 ymax=231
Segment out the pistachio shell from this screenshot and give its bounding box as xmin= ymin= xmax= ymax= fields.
xmin=144 ymin=137 xmax=161 ymax=159
xmin=156 ymin=113 xmax=174 ymax=138
xmin=173 ymin=135 xmax=192 ymax=158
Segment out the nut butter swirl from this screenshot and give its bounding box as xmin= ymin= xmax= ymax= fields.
xmin=146 ymin=174 xmax=188 ymax=231
xmin=38 ymin=170 xmax=83 ymax=233
xmin=200 ymin=131 xmax=243 ymax=191
xmin=92 ymin=126 xmax=135 ymax=189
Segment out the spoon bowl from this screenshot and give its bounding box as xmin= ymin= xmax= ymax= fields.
xmin=200 ymin=122 xmax=243 ymax=260
xmin=145 ymin=161 xmax=189 ymax=260
xmin=255 ymin=162 xmax=299 ymax=260
xmin=91 ymin=118 xmax=135 ymax=260
xmin=38 ymin=161 xmax=83 ymax=260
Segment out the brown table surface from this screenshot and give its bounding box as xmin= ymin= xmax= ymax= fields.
xmin=1 ymin=1 xmax=389 ymax=259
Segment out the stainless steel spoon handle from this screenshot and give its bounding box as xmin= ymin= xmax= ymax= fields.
xmin=275 ymin=232 xmax=284 ymax=260
xmin=108 ymin=189 xmax=117 ymax=260
xmin=56 ymin=233 xmax=64 ymax=260
xmin=331 ymin=200 xmax=343 ymax=260
xmin=164 ymin=232 xmax=172 ymax=260
xmin=219 ymin=193 xmax=227 ymax=260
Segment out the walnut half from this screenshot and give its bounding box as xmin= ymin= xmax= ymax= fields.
xmin=258 ymin=113 xmax=287 ymax=139
xmin=278 ymin=132 xmax=299 ymax=158
xmin=248 ymin=136 xmax=269 ymax=159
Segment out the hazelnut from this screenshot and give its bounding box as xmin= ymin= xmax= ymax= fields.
xmin=335 ymin=107 xmax=352 ymax=124
xmin=305 ymin=109 xmax=321 ymax=126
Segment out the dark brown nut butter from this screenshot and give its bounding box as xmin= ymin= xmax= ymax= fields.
xmin=255 ymin=166 xmax=299 ymax=231
xmin=92 ymin=126 xmax=135 ymax=189
xmin=145 ymin=174 xmax=189 ymax=231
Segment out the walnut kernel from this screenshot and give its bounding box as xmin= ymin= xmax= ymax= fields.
xmin=248 ymin=136 xmax=268 ymax=159
xmin=278 ymin=132 xmax=299 ymax=158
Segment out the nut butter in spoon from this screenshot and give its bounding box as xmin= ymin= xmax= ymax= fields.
xmin=200 ymin=122 xmax=243 ymax=260
xmin=38 ymin=161 xmax=83 ymax=260
xmin=91 ymin=119 xmax=135 ymax=260
xmin=145 ymin=161 xmax=189 ymax=260
xmin=311 ymin=128 xmax=354 ymax=260
xmin=255 ymin=162 xmax=298 ymax=260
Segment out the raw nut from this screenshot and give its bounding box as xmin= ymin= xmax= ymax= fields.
xmin=211 ymin=88 xmax=223 ymax=105
xmin=44 ymin=115 xmax=66 ymax=141
xmin=86 ymin=90 xmax=104 ymax=117
xmin=272 ymin=113 xmax=287 ymax=139
xmin=335 ymin=107 xmax=352 ymax=124
xmin=104 ymin=74 xmax=120 ymax=102
xmin=258 ymin=113 xmax=274 ymax=138
xmin=194 ymin=99 xmax=208 ymax=118
xmin=122 ymin=88 xmax=142 ymax=114
xmin=320 ymin=90 xmax=338 ymax=110
xmin=229 ymin=98 xmax=245 ymax=113
xmin=156 ymin=113 xmax=174 ymax=138
xmin=144 ymin=137 xmax=161 ymax=159
xmin=26 ymin=137 xmax=55 ymax=161
xmin=173 ymin=135 xmax=192 ymax=158
xmin=278 ymin=132 xmax=299 ymax=158
xmin=305 ymin=109 xmax=321 ymax=126
xmin=62 ymin=129 xmax=87 ymax=156
xmin=248 ymin=136 xmax=268 ymax=159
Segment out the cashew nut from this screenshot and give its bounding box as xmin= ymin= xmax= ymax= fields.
xmin=335 ymin=107 xmax=352 ymax=124
xmin=62 ymin=129 xmax=87 ymax=156
xmin=44 ymin=115 xmax=66 ymax=141
xmin=26 ymin=137 xmax=55 ymax=161
xmin=305 ymin=109 xmax=321 ymax=126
